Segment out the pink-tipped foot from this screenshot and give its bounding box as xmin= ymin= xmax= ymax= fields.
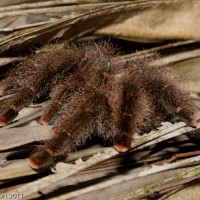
xmin=0 ymin=88 xmax=4 ymax=95
xmin=189 ymin=118 xmax=197 ymax=128
xmin=114 ymin=143 xmax=129 ymax=152
xmin=40 ymin=118 xmax=49 ymax=125
xmin=28 ymin=158 xmax=40 ymax=169
xmin=50 ymin=127 xmax=57 ymax=135
xmin=0 ymin=119 xmax=6 ymax=126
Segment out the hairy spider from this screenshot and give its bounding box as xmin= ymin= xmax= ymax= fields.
xmin=0 ymin=42 xmax=197 ymax=170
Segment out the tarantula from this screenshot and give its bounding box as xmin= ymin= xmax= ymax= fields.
xmin=0 ymin=41 xmax=197 ymax=170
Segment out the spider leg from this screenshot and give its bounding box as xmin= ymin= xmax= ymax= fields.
xmin=106 ymin=83 xmax=131 ymax=152
xmin=94 ymin=82 xmax=123 ymax=151
xmin=128 ymin=64 xmax=197 ymax=128
xmin=152 ymin=81 xmax=197 ymax=127
xmin=159 ymin=84 xmax=197 ymax=127
xmin=29 ymin=89 xmax=105 ymax=169
xmin=0 ymin=46 xmax=84 ymax=126
xmin=0 ymin=106 xmax=18 ymax=126
xmin=0 ymin=88 xmax=34 ymax=125
xmin=0 ymin=85 xmax=18 ymax=96
xmin=28 ymin=42 xmax=120 ymax=169
xmin=40 ymin=75 xmax=84 ymax=125
xmin=112 ymin=69 xmax=163 ymax=152
xmin=37 ymin=42 xmax=117 ymax=125
xmin=39 ymin=41 xmax=113 ymax=125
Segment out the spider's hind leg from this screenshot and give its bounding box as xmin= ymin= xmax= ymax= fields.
xmin=141 ymin=65 xmax=198 ymax=128
xmin=113 ymin=69 xmax=164 ymax=152
xmin=159 ymin=84 xmax=197 ymax=128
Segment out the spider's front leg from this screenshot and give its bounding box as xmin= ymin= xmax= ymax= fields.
xmin=29 ymin=88 xmax=105 ymax=169
xmin=0 ymin=45 xmax=84 ymax=126
xmin=40 ymin=74 xmax=84 ymax=125
xmin=28 ymin=42 xmax=121 ymax=169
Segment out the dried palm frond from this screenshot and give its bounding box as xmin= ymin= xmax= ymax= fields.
xmin=0 ymin=1 xmax=200 ymax=200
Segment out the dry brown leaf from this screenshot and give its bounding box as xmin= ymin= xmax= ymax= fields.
xmin=166 ymin=182 xmax=200 ymax=200
xmin=171 ymin=57 xmax=200 ymax=94
xmin=0 ymin=125 xmax=50 ymax=150
xmin=96 ymin=0 xmax=200 ymax=42
xmin=0 ymin=1 xmax=199 ymax=199
xmin=0 ymin=3 xmax=117 ymax=36
xmin=0 ymin=57 xmax=21 ymax=67
xmin=0 ymin=1 xmax=169 ymax=54
xmin=0 ymin=0 xmax=51 ymax=7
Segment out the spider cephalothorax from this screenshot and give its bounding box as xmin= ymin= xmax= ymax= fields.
xmin=0 ymin=42 xmax=197 ymax=170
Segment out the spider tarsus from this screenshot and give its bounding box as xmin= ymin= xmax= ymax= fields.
xmin=28 ymin=158 xmax=40 ymax=169
xmin=39 ymin=118 xmax=49 ymax=125
xmin=176 ymin=107 xmax=197 ymax=128
xmin=50 ymin=127 xmax=56 ymax=135
xmin=185 ymin=117 xmax=197 ymax=128
xmin=190 ymin=118 xmax=197 ymax=128
xmin=0 ymin=85 xmax=10 ymax=96
xmin=28 ymin=148 xmax=54 ymax=169
xmin=40 ymin=107 xmax=58 ymax=125
xmin=0 ymin=119 xmax=6 ymax=126
xmin=0 ymin=108 xmax=18 ymax=126
xmin=0 ymin=85 xmax=15 ymax=96
xmin=114 ymin=144 xmax=129 ymax=152
xmin=114 ymin=132 xmax=131 ymax=152
xmin=0 ymin=88 xmax=4 ymax=95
